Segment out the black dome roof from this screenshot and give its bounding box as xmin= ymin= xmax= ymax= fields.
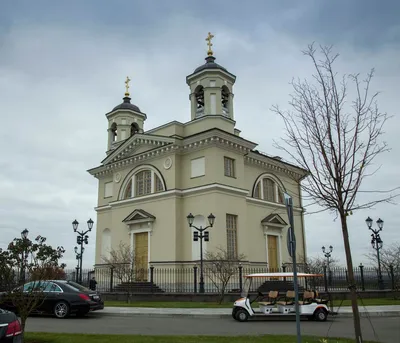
xmin=112 ymin=96 xmax=141 ymax=113
xmin=194 ymin=56 xmax=228 ymax=73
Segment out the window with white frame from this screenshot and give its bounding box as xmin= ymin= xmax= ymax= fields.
xmin=224 ymin=157 xmax=235 ymax=177
xmin=104 ymin=181 xmax=113 ymax=198
xmin=122 ymin=168 xmax=166 ymax=199
xmin=253 ymin=176 xmax=284 ymax=203
xmin=191 ymin=157 xmax=205 ymax=178
xmin=226 ymin=214 xmax=238 ymax=259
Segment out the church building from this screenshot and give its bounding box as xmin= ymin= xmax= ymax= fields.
xmin=88 ymin=33 xmax=308 ymax=274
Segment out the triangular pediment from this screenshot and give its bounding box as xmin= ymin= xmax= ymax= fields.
xmin=261 ymin=214 xmax=287 ymax=226
xmin=122 ymin=209 xmax=156 ymax=223
xmin=102 ymin=133 xmax=176 ymax=165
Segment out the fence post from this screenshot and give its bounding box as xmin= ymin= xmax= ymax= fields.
xmin=193 ymin=265 xmax=198 ymax=293
xmin=238 ymin=263 xmax=243 ymax=292
xmin=389 ymin=264 xmax=395 ymax=291
xmin=150 ymin=265 xmax=154 ymax=293
xmin=282 ymin=264 xmax=287 ymax=283
xmin=109 ymin=266 xmax=114 ymax=293
xmin=359 ymin=263 xmax=365 ymax=291
xmin=323 ymin=265 xmax=328 ymax=293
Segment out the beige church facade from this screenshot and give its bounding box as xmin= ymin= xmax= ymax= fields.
xmin=88 ymin=36 xmax=308 ymax=273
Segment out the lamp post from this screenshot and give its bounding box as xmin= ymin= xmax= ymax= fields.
xmin=19 ymin=229 xmax=29 ymax=284
xmin=322 ymin=245 xmax=333 ymax=286
xmin=72 ymin=218 xmax=94 ymax=284
xmin=365 ymin=217 xmax=384 ymax=290
xmin=74 ymin=246 xmax=84 ymax=283
xmin=187 ymin=213 xmax=215 ymax=293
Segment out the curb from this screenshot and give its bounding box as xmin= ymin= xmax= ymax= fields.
xmin=92 ymin=311 xmax=400 ymax=319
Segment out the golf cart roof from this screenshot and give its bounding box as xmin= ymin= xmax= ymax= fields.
xmin=244 ymin=272 xmax=323 ymax=278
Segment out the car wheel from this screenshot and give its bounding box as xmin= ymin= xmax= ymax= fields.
xmin=54 ymin=301 xmax=70 ymax=319
xmin=235 ymin=309 xmax=249 ymax=322
xmin=314 ymin=308 xmax=327 ymax=322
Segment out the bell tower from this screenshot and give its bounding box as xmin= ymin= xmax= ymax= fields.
xmin=105 ymin=77 xmax=147 ymax=153
xmin=186 ymin=32 xmax=236 ymax=121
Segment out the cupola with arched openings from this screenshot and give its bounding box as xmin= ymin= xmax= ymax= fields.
xmin=186 ymin=32 xmax=236 ymax=121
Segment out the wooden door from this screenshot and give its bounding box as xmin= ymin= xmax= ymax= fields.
xmin=267 ymin=235 xmax=278 ymax=271
xmin=135 ymin=232 xmax=148 ymax=281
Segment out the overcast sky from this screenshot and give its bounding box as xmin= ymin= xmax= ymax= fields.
xmin=1 ymin=0 xmax=399 ymax=269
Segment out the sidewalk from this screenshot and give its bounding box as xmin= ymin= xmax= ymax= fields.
xmin=98 ymin=305 xmax=400 ymax=318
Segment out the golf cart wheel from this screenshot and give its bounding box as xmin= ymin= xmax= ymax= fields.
xmin=54 ymin=301 xmax=70 ymax=319
xmin=235 ymin=309 xmax=249 ymax=322
xmin=314 ymin=308 xmax=327 ymax=322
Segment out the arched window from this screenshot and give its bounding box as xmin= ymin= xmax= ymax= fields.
xmin=110 ymin=122 xmax=117 ymax=142
xmin=253 ymin=175 xmax=285 ymax=204
xmin=221 ymin=86 xmax=229 ymax=116
xmin=121 ymin=166 xmax=166 ymax=199
xmin=194 ymin=86 xmax=204 ymax=118
xmin=130 ymin=123 xmax=139 ymax=136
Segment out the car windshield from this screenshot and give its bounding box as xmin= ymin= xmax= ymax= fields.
xmin=65 ymin=281 xmax=91 ymax=293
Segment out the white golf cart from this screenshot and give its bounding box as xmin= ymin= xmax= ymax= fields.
xmin=232 ymin=272 xmax=331 ymax=322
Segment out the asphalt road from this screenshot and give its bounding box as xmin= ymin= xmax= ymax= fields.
xmin=25 ymin=314 xmax=399 ymax=343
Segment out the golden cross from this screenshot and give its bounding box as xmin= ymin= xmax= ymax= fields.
xmin=205 ymin=32 xmax=214 ymax=56
xmin=125 ymin=76 xmax=131 ymax=96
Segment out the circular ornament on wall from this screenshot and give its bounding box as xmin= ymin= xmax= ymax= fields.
xmin=163 ymin=157 xmax=173 ymax=170
xmin=114 ymin=172 xmax=122 ymax=183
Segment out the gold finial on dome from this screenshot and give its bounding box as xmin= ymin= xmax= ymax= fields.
xmin=205 ymin=32 xmax=215 ymax=56
xmin=124 ymin=76 xmax=131 ymax=97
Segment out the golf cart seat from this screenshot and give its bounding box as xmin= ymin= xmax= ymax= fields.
xmin=277 ymin=290 xmax=295 ymax=305
xmin=258 ymin=290 xmax=279 ymax=306
xmin=298 ymin=290 xmax=315 ymax=305
xmin=313 ymin=290 xmax=329 ymax=304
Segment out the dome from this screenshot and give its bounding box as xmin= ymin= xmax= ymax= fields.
xmin=193 ymin=56 xmax=228 ymax=74
xmin=112 ymin=96 xmax=141 ymax=113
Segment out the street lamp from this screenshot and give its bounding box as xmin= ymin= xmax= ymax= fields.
xmin=187 ymin=213 xmax=215 ymax=293
xmin=19 ymin=229 xmax=29 ymax=284
xmin=321 ymin=245 xmax=333 ymax=269
xmin=322 ymin=245 xmax=333 ymax=286
xmin=72 ymin=218 xmax=94 ymax=284
xmin=74 ymin=246 xmax=85 ymax=283
xmin=366 ymin=216 xmax=384 ymax=290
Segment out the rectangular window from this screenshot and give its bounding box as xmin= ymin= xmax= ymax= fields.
xmin=191 ymin=157 xmax=205 ymax=178
xmin=224 ymin=157 xmax=235 ymax=177
xmin=104 ymin=181 xmax=113 ymax=198
xmin=226 ymin=214 xmax=238 ymax=259
xmin=135 ymin=170 xmax=152 ymax=196
xmin=263 ymin=178 xmax=275 ymax=202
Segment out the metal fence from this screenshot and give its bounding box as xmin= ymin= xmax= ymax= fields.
xmin=62 ymin=263 xmax=399 ymax=294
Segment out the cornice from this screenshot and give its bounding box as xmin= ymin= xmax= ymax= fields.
xmin=246 ymin=196 xmax=303 ymax=212
xmin=94 ymin=183 xmax=249 ymax=211
xmin=244 ymin=154 xmax=305 ymax=180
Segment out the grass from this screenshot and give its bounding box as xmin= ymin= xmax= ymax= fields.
xmin=24 ymin=333 xmax=379 ymax=343
xmin=104 ymin=298 xmax=400 ymax=308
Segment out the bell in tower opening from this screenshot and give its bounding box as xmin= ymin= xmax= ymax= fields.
xmin=195 ymin=86 xmax=205 ymax=117
xmin=221 ymin=86 xmax=229 ymax=116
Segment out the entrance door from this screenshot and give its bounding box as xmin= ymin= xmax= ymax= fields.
xmin=267 ymin=235 xmax=279 ymax=272
xmin=135 ymin=232 xmax=148 ymax=281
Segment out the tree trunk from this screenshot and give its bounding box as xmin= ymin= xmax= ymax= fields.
xmin=340 ymin=214 xmax=363 ymax=343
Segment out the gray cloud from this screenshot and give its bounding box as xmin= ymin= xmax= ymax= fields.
xmin=0 ymin=1 xmax=398 ymax=268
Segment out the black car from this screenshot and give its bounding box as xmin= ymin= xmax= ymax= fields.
xmin=0 ymin=280 xmax=104 ymax=319
xmin=0 ymin=309 xmax=22 ymax=342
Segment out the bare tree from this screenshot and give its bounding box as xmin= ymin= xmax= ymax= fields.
xmin=272 ymin=43 xmax=397 ymax=342
xmin=366 ymin=242 xmax=400 ymax=295
xmin=205 ymin=247 xmax=246 ymax=304
xmin=0 ymin=234 xmax=65 ymax=342
xmin=101 ymin=242 xmax=140 ymax=303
